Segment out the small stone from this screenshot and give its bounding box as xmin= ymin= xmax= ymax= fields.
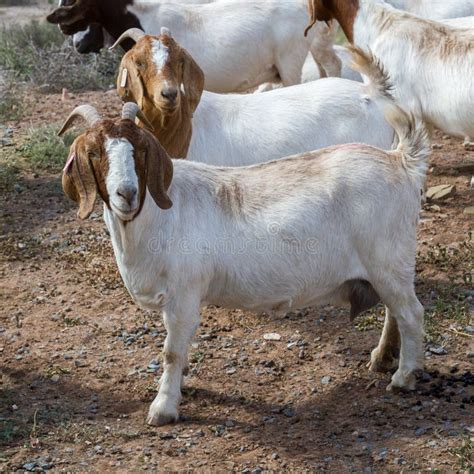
xmin=467 ymin=352 xmax=474 ymax=359
xmin=263 ymin=333 xmax=281 ymax=341
xmin=321 ymin=375 xmax=332 ymax=385
xmin=282 ymin=406 xmax=295 ymax=417
xmin=431 ymin=143 xmax=443 ymax=150
xmin=415 ymin=427 xmax=427 ymax=436
xmin=11 ymin=404 xmax=18 ymax=411
xmin=147 ymin=361 xmax=160 ymax=371
xmin=429 ymin=345 xmax=447 ymax=355
xmin=426 ymin=184 xmax=456 ymax=201
xmin=51 ymin=374 xmax=60 ymax=383
xmin=226 ymin=367 xmax=236 ymax=375
xmin=22 ymin=462 xmax=37 ymax=471
xmin=18 ymin=242 xmax=26 ymax=250
xmin=463 ymin=207 xmax=474 ymax=216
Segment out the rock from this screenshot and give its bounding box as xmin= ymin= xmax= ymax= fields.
xmin=464 ymin=207 xmax=474 ymax=216
xmin=470 ymin=176 xmax=474 ymax=189
xmin=22 ymin=462 xmax=38 ymax=471
xmin=226 ymin=367 xmax=236 ymax=375
xmin=321 ymin=375 xmax=332 ymax=385
xmin=415 ymin=427 xmax=427 ymax=436
xmin=147 ymin=361 xmax=160 ymax=371
xmin=464 ymin=142 xmax=474 ymax=151
xmin=51 ymin=374 xmax=60 ymax=383
xmin=263 ymin=332 xmax=281 ymax=341
xmin=426 ymin=184 xmax=456 ymax=201
xmin=428 ymin=345 xmax=447 ymax=355
xmin=282 ymin=406 xmax=295 ymax=417
xmin=431 ymin=143 xmax=443 ymax=150
xmin=467 ymin=352 xmax=474 ymax=359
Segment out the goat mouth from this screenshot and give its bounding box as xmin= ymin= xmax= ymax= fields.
xmin=111 ymin=203 xmax=139 ymax=221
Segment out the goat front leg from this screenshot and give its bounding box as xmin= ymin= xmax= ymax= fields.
xmin=147 ymin=295 xmax=200 ymax=426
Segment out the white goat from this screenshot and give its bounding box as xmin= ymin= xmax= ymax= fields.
xmin=113 ymin=28 xmax=393 ymax=163
xmin=306 ymin=0 xmax=474 ymax=147
xmin=47 ymin=0 xmax=341 ymax=92
xmin=59 ymin=48 xmax=429 ymax=425
xmin=385 ymin=0 xmax=474 ymax=20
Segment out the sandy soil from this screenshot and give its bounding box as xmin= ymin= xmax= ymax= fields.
xmin=0 ymin=84 xmax=473 ymax=473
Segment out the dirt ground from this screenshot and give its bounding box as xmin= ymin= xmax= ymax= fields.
xmin=0 ymin=82 xmax=473 ymax=473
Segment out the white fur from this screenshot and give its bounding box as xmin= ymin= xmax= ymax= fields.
xmin=385 ymin=0 xmax=474 ymax=20
xmin=151 ymin=39 xmax=169 ymax=73
xmin=125 ymin=0 xmax=340 ymax=92
xmin=353 ymin=0 xmax=474 ymax=142
xmin=180 ymin=78 xmax=393 ymax=165
xmin=105 ymin=138 xmax=139 ymax=218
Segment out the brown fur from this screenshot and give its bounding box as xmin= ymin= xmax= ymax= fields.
xmin=305 ymin=0 xmax=359 ymax=42
xmin=117 ymin=33 xmax=205 ymax=158
xmin=216 ymin=179 xmax=245 ymax=216
xmin=62 ymin=118 xmax=173 ymax=220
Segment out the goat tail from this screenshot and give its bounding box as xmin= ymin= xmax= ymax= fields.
xmin=348 ymin=45 xmax=430 ymax=186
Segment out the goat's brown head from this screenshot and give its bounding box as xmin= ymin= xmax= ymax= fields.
xmin=112 ymin=28 xmax=205 ymax=117
xmin=60 ymin=103 xmax=173 ymax=221
xmin=305 ymin=0 xmax=359 ymax=42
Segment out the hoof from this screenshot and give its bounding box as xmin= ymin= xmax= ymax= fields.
xmin=386 ymin=368 xmax=420 ymax=392
xmin=147 ymin=401 xmax=179 ymax=426
xmin=368 ymin=348 xmax=399 ymax=373
xmin=147 ymin=409 xmax=178 ymax=427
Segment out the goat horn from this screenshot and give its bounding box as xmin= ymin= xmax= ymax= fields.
xmin=58 ymin=104 xmax=101 ymax=136
xmin=109 ymin=28 xmax=146 ymax=50
xmin=121 ymin=102 xmax=155 ymax=133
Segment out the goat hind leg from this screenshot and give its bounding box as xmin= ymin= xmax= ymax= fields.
xmin=368 ymin=307 xmax=400 ymax=373
xmin=386 ymin=292 xmax=424 ymax=391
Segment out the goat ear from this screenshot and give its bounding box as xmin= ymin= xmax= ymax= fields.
xmin=62 ymin=147 xmax=98 ymax=219
xmin=117 ymin=54 xmax=145 ymax=110
xmin=144 ymin=132 xmax=173 ymax=210
xmin=181 ymin=48 xmax=204 ymax=113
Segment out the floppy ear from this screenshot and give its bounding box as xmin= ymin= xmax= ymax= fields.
xmin=62 ymin=146 xmax=98 ymax=219
xmin=117 ymin=54 xmax=145 ymax=110
xmin=181 ymin=48 xmax=204 ymax=114
xmin=144 ymin=132 xmax=173 ymax=210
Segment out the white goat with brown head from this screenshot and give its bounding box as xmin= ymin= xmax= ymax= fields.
xmin=59 ymin=47 xmax=429 ymax=425
xmin=113 ymin=28 xmax=394 ymax=164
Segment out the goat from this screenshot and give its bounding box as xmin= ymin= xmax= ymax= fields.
xmin=63 ymin=0 xmax=214 ymax=54
xmin=59 ymin=48 xmax=429 ymax=425
xmin=305 ymin=0 xmax=474 ymax=148
xmin=385 ymin=0 xmax=474 ymax=20
xmin=46 ymin=0 xmax=341 ymax=92
xmin=112 ymin=28 xmax=392 ymax=162
xmin=301 ymin=45 xmax=362 ymax=83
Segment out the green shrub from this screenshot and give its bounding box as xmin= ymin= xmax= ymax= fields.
xmin=18 ymin=124 xmax=76 ymax=172
xmin=0 ymin=20 xmax=120 ymax=93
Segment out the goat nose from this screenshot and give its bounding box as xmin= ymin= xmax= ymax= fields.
xmin=116 ymin=185 xmax=137 ymax=206
xmin=161 ymin=88 xmax=178 ymax=102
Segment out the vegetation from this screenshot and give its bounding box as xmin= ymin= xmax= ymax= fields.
xmin=0 ymin=20 xmax=120 ymax=93
xmin=18 ymin=123 xmax=76 ymax=172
